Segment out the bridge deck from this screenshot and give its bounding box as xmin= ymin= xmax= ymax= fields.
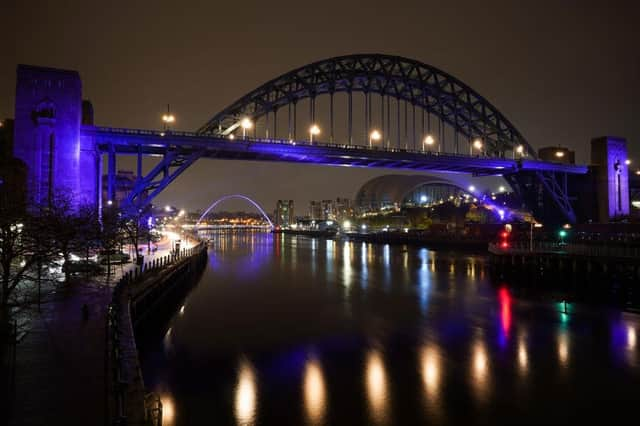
xmin=83 ymin=126 xmax=588 ymax=176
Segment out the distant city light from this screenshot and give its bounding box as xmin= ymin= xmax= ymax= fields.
xmin=343 ymin=220 xmax=351 ymax=230
xmin=515 ymin=145 xmax=524 ymax=154
xmin=424 ymin=135 xmax=435 ymax=146
xmin=165 ymin=205 xmax=172 ymax=212
xmin=498 ymin=209 xmax=505 ymax=220
xmin=179 ymin=209 xmax=186 ymax=217
xmin=420 ymin=195 xmax=428 ymax=203
xmin=555 ymin=150 xmax=565 ymax=158
xmin=625 ymin=159 xmax=631 ymax=165
xmin=473 ymin=139 xmax=483 ymax=150
xmin=107 ymin=199 xmax=113 ymax=206
xmin=361 ymin=224 xmax=367 ymax=231
xmin=498 ymin=186 xmax=506 ymax=193
xmin=370 ymin=130 xmax=382 ymax=141
xmin=229 ymin=134 xmax=235 ymax=140
xmin=468 ymin=185 xmax=476 ymax=192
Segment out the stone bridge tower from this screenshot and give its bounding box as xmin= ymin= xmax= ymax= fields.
xmin=13 ymin=65 xmax=98 ymax=209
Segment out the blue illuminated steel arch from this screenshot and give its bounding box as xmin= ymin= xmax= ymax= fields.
xmin=195 ymin=194 xmax=274 ymax=229
xmin=198 ymin=54 xmax=534 ymax=157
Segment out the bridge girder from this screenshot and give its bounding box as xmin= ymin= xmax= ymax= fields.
xmin=198 ymin=54 xmax=534 ymax=158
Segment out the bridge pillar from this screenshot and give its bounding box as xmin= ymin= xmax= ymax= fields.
xmin=591 ymin=137 xmax=630 ymax=222
xmin=13 ymin=65 xmax=98 ymax=209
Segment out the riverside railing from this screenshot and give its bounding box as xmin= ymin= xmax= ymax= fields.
xmin=489 ymin=241 xmax=640 ymax=260
xmin=107 ymin=242 xmax=206 ymax=425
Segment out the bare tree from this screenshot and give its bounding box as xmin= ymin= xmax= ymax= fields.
xmin=119 ymin=210 xmax=153 ymax=264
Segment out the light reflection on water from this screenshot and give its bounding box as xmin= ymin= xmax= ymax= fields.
xmin=303 ymin=357 xmax=327 ymax=425
xmin=235 ymin=360 xmax=257 ymax=426
xmin=420 ymin=345 xmax=441 ymax=413
xmin=141 ymin=231 xmax=640 ymax=425
xmin=160 ymin=393 xmax=176 ymax=426
xmin=366 ymin=350 xmax=389 ymax=425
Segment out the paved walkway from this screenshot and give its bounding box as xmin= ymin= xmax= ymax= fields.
xmin=7 ymin=239 xmax=184 ymax=425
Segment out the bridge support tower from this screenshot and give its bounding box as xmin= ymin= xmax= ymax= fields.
xmin=13 ymin=65 xmax=98 ymax=209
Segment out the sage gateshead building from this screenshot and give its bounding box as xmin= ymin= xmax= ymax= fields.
xmin=355 ymin=174 xmax=472 ymax=213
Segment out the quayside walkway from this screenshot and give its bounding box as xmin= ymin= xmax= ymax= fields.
xmin=7 ymin=240 xmax=194 ymax=426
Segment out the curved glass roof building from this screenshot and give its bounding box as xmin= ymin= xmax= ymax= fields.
xmin=355 ymin=174 xmax=470 ymax=212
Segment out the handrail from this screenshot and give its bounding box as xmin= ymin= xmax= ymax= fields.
xmin=106 ymin=242 xmax=206 ymax=425
xmin=84 ymin=126 xmax=517 ymax=161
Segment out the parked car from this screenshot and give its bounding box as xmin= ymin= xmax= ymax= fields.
xmin=98 ymin=250 xmax=131 ymax=265
xmin=63 ymin=259 xmax=104 ymax=274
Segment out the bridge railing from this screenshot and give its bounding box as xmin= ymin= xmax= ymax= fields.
xmin=88 ymin=126 xmax=517 ymax=161
xmin=106 ymin=242 xmax=207 ymax=425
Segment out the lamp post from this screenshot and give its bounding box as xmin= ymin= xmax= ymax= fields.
xmin=161 ymin=104 xmax=175 ymax=131
xmin=472 ymin=138 xmax=483 ymax=156
xmin=530 ymin=223 xmax=543 ymax=252
xmin=241 ymin=118 xmax=253 ymax=139
xmin=369 ymin=129 xmax=381 ymax=148
xmin=514 ymin=144 xmax=524 ymax=159
xmin=423 ymin=135 xmax=436 ymax=152
xmin=309 ymin=124 xmax=320 ymax=144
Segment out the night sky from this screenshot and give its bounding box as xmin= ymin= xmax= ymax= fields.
xmin=3 ymin=1 xmax=639 ymax=214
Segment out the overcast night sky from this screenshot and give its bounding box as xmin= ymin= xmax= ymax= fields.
xmin=2 ymin=1 xmax=639 ymax=214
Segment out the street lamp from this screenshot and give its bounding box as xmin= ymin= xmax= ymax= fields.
xmin=529 ymin=222 xmax=543 ymax=252
xmin=369 ymin=129 xmax=381 ymax=147
xmin=309 ymin=124 xmax=320 ymax=143
xmin=161 ymin=104 xmax=175 ymax=130
xmin=423 ymin=135 xmax=436 ymax=152
xmin=241 ymin=118 xmax=253 ymax=138
xmin=472 ymin=138 xmax=483 ymax=155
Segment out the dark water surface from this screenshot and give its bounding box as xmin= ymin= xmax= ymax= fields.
xmin=139 ymin=231 xmax=640 ymax=425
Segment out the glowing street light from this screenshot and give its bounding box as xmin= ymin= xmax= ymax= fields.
xmin=423 ymin=135 xmax=436 ymax=152
xmin=625 ymin=159 xmax=631 ymax=165
xmin=468 ymin=185 xmax=476 ymax=192
xmin=241 ymin=117 xmax=253 ymax=138
xmin=369 ymin=129 xmax=381 ymax=147
xmin=498 ymin=185 xmax=506 ymax=193
xmin=471 ymin=138 xmax=483 ymax=155
xmin=161 ymin=104 xmax=176 ymax=130
xmin=309 ymin=124 xmax=321 ymax=143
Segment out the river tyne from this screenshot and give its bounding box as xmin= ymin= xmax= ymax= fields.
xmin=138 ymin=231 xmax=640 ymax=425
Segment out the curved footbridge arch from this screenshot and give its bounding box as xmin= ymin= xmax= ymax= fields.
xmin=195 ymin=194 xmax=274 ymax=230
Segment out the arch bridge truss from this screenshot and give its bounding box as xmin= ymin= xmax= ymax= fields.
xmin=198 ymin=54 xmax=534 ymax=158
xmin=92 ymin=54 xmax=586 ymax=224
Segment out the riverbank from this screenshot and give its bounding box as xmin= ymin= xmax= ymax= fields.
xmin=5 ymin=241 xmax=198 ymax=425
xmin=107 ymin=243 xmax=208 ymax=425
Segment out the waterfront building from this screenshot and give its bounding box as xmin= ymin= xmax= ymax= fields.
xmin=275 ymin=199 xmax=294 ymax=227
